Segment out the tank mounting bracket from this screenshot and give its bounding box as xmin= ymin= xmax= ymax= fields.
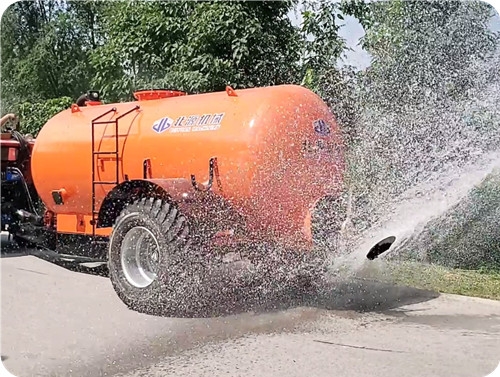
xmin=225 ymin=86 xmax=238 ymax=97
xmin=143 ymin=158 xmax=152 ymax=179
xmin=191 ymin=157 xmax=222 ymax=193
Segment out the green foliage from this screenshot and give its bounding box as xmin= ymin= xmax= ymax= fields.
xmin=17 ymin=97 xmax=73 ymax=136
xmin=300 ymin=0 xmax=346 ymax=74
xmin=297 ymin=0 xmax=362 ymax=99
xmin=1 ymin=0 xmax=353 ymax=105
xmin=0 ymin=1 xmax=102 ymax=113
xmin=91 ymin=0 xmax=304 ymax=101
xmin=392 ymin=170 xmax=500 ymax=271
xmin=359 ymin=0 xmax=499 ymax=111
xmin=339 ymin=0 xmax=373 ymax=29
xmin=0 ymin=0 xmax=355 ymax=131
xmin=358 ymin=260 xmax=500 ymax=300
xmin=297 ymin=0 xmax=370 ymax=151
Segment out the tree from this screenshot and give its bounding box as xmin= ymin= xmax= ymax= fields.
xmin=0 ymin=1 xmax=102 ymax=112
xmin=91 ymin=0 xmax=304 ymax=101
xmin=17 ymin=97 xmax=73 ymax=137
xmin=1 ymin=0 xmax=365 ymax=107
xmin=297 ymin=0 xmax=371 ymax=146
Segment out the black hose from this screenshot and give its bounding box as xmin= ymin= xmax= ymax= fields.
xmin=10 ymin=130 xmax=31 ymax=179
xmin=7 ymin=167 xmax=40 ymax=217
xmin=76 ymin=93 xmax=89 ymax=107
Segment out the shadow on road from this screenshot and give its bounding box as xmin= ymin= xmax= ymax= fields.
xmin=182 ymin=276 xmax=440 ymax=319
xmin=309 ymin=277 xmax=439 ymax=312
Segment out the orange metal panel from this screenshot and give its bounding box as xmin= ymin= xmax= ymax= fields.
xmin=56 ymin=214 xmax=111 ymax=236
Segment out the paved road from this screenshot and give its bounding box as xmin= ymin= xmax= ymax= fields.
xmin=1 ymin=246 xmax=500 ymax=377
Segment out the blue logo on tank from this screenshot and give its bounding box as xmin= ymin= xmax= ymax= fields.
xmin=152 ymin=117 xmax=174 ymax=133
xmin=313 ymin=119 xmax=331 ymax=136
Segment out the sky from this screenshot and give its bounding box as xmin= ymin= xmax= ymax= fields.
xmin=287 ymin=7 xmax=372 ymax=70
xmin=288 ymin=1 xmax=500 ymax=72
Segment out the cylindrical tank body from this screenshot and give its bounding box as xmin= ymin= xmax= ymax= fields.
xmin=31 ymin=85 xmax=345 ymax=244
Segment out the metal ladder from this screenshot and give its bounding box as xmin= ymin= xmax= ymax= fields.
xmin=90 ymin=105 xmax=140 ymax=242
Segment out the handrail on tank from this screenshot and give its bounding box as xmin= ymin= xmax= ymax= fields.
xmin=191 ymin=157 xmax=222 ymax=193
xmin=92 ymin=106 xmax=140 ymax=124
xmin=116 ymin=105 xmax=141 ymax=120
xmin=91 ymin=107 xmax=117 ymax=123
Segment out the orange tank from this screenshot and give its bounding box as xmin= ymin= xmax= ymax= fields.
xmin=30 ymin=84 xmax=345 ymax=247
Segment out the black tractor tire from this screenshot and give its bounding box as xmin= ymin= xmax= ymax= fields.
xmin=108 ymin=197 xmax=199 ymax=317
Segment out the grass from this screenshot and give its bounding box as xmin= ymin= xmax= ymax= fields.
xmin=357 ymin=260 xmax=500 ymax=301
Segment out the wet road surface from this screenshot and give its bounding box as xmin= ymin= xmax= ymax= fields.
xmin=1 ymin=245 xmax=500 ymax=377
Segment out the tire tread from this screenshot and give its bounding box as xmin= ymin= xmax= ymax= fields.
xmin=108 ymin=196 xmax=192 ymax=316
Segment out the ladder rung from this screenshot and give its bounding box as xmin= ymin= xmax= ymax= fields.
xmin=93 ymin=151 xmax=118 ymax=155
xmin=93 ymin=181 xmax=118 ymax=185
xmin=102 ymin=134 xmax=128 ymax=138
xmin=91 ymin=106 xmax=141 ymax=248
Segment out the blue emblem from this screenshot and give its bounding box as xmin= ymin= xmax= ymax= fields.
xmin=152 ymin=117 xmax=174 ymax=133
xmin=313 ymin=119 xmax=331 ymax=136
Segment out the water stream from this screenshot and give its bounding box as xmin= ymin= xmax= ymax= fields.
xmin=324 ymin=50 xmax=500 ymax=278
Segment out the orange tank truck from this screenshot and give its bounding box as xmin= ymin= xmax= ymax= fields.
xmin=31 ymin=85 xmax=345 ymax=246
xmin=5 ymin=84 xmax=349 ymax=316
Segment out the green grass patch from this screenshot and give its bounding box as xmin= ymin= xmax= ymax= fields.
xmin=357 ymin=261 xmax=500 ymax=301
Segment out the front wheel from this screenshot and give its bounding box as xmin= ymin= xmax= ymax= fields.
xmin=108 ymin=197 xmax=196 ymax=316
